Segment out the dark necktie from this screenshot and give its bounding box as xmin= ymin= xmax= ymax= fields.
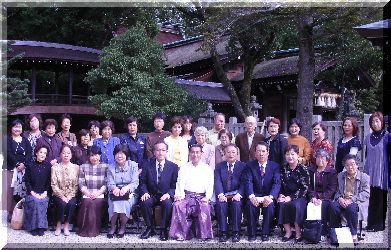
xmin=260 ymin=164 xmax=265 ymax=177
xmin=227 ymin=163 xmax=233 ymax=191
xmin=158 ymin=162 xmax=163 ymax=184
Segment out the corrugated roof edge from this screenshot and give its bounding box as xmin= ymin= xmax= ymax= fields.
xmin=163 ymin=35 xmax=204 ymax=49
xmin=9 ymin=40 xmax=102 ymax=54
xmin=174 ymin=78 xmax=223 ymax=88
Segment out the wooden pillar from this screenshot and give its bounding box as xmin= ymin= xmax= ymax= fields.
xmin=282 ymin=94 xmax=288 ymax=133
xmin=31 ymin=66 xmax=36 ymax=103
xmin=68 ymin=69 xmax=73 ymax=104
xmin=55 ymin=71 xmax=59 ymax=95
xmin=55 ymin=71 xmax=59 ymax=102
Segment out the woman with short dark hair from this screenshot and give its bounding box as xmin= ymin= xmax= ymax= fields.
xmin=6 ymin=119 xmax=32 ymax=217
xmin=51 ymin=144 xmax=79 ymax=236
xmin=264 ymin=117 xmax=288 ymax=166
xmin=93 ymin=120 xmax=120 ymax=164
xmin=106 ymin=144 xmax=139 ymax=238
xmin=120 ymin=117 xmax=147 ymax=167
xmin=180 ymin=115 xmax=196 ymax=147
xmin=88 ymin=120 xmax=102 ymax=146
xmin=56 ymin=114 xmax=77 ymax=147
xmin=23 ymin=114 xmax=43 ymax=155
xmin=164 ymin=116 xmax=189 ymax=168
xmin=215 ymin=128 xmax=239 ymax=165
xmin=307 ymin=148 xmax=337 ymax=236
xmin=72 ymin=129 xmax=91 ymax=165
xmin=287 ymin=118 xmax=311 ymax=165
xmin=278 ymin=144 xmax=309 ymax=243
xmin=335 ymin=117 xmax=362 ymax=173
xmin=23 ymin=145 xmax=51 ymax=236
xmin=77 ymin=145 xmax=108 ymax=237
xmin=36 ymin=119 xmax=63 ymax=166
xmin=310 ymin=122 xmax=333 ymax=167
xmin=363 ymin=111 xmax=390 ymax=232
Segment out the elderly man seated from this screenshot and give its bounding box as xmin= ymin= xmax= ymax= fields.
xmin=329 ymin=154 xmax=370 ymax=245
xmin=169 ymin=144 xmax=214 ymax=241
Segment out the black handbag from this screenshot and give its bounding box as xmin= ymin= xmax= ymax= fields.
xmin=109 ymin=192 xmax=130 ymax=201
xmin=302 ymin=220 xmax=322 ymax=244
xmin=109 ymin=185 xmax=130 ymax=201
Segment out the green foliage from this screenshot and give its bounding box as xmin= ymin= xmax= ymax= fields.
xmin=85 ymin=24 xmax=203 ymax=122
xmin=6 ymin=7 xmax=157 ymax=49
xmin=1 ymin=77 xmax=31 ymax=116
xmin=1 ymin=42 xmax=31 ymax=116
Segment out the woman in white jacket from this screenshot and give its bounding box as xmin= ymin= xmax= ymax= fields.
xmin=164 ymin=116 xmax=189 ymax=168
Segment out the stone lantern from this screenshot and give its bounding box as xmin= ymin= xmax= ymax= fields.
xmin=199 ymin=102 xmax=217 ymax=124
xmin=249 ymin=96 xmax=262 ymax=120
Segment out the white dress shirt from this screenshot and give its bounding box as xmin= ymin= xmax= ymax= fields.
xmin=247 ymin=132 xmax=255 ymax=148
xmin=174 ymin=161 xmax=214 ymax=200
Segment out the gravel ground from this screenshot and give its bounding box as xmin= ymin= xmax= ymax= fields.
xmin=2 ymin=210 xmax=389 ymax=249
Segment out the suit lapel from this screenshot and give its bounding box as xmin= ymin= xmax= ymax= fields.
xmin=221 ymin=164 xmax=228 ymax=189
xmin=160 ymin=162 xmax=171 ymax=186
xmin=151 ymin=160 xmax=158 ymax=185
xmin=243 ymin=134 xmax=250 ymax=152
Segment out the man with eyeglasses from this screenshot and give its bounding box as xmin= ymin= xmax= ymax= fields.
xmin=139 ymin=142 xmax=178 ymax=241
xmin=214 ymin=144 xmax=246 ymax=242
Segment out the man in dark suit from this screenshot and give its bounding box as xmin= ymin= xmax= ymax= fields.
xmin=235 ymin=116 xmax=265 ymax=163
xmin=214 ymin=144 xmax=246 ymax=242
xmin=244 ymin=141 xmax=281 ymax=242
xmin=139 ymin=142 xmax=178 ymax=241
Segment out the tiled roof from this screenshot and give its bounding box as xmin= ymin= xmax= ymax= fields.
xmin=6 ymin=40 xmax=101 ymax=64
xmin=163 ymin=36 xmax=229 ymax=68
xmin=231 ymin=55 xmax=336 ymax=81
xmin=175 ymin=78 xmax=231 ymax=102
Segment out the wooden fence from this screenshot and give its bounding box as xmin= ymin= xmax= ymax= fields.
xmin=196 ymin=114 xmax=382 ymax=166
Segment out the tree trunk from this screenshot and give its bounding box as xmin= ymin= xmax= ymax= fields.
xmin=210 ymin=42 xmax=246 ymax=121
xmin=240 ymin=55 xmax=255 ymax=117
xmin=296 ymin=10 xmax=315 ymax=139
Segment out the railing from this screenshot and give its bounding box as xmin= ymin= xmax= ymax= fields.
xmin=28 ymin=94 xmax=91 ymax=105
xmin=322 ymin=120 xmax=365 ymax=164
xmin=196 ymin=117 xmax=266 ymax=136
xmin=196 ymin=114 xmax=387 ymax=166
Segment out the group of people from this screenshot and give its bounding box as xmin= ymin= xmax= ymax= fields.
xmin=5 ymin=111 xmax=389 ymax=244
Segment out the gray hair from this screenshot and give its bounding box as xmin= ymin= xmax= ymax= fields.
xmin=314 ymin=148 xmax=330 ymax=160
xmin=194 ymin=126 xmax=208 ymax=138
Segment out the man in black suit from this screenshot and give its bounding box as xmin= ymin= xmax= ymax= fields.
xmin=214 ymin=144 xmax=246 ymax=242
xmin=244 ymin=141 xmax=281 ymax=242
xmin=139 ymin=142 xmax=178 ymax=241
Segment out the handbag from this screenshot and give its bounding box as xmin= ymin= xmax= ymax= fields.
xmin=302 ymin=220 xmax=322 ymax=244
xmin=10 ymin=198 xmax=24 ymax=230
xmin=109 ymin=185 xmax=130 ymax=201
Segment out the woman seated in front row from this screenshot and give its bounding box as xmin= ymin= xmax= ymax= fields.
xmin=278 ymin=144 xmax=309 ymax=243
xmin=77 ymin=145 xmax=108 ymax=237
xmin=106 ymin=144 xmax=139 ymax=238
xmin=23 ymin=145 xmax=51 ymax=236
xmin=307 ymin=148 xmax=337 ymax=236
xmin=51 ymin=144 xmax=79 ymax=236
